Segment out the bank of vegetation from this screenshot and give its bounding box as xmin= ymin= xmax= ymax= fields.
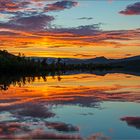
xmin=0 ymin=50 xmax=121 ymax=75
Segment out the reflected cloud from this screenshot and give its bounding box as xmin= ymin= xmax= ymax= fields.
xmin=19 ymin=130 xmax=81 ymax=139
xmin=0 ymin=122 xmax=30 ymax=139
xmin=46 ymin=121 xmax=79 ymax=132
xmin=0 ymin=121 xmax=112 ymax=140
xmin=15 ymin=103 xmax=55 ymax=118
xmin=121 ymin=116 xmax=140 ymax=129
xmin=0 ymin=73 xmax=140 ymax=138
xmin=87 ymin=133 xmax=111 ymax=140
xmin=0 ymin=73 xmax=140 ymax=108
xmin=0 ymin=122 xmax=80 ymax=139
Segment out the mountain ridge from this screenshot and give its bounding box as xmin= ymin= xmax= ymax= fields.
xmin=30 ymin=55 xmax=140 ymax=65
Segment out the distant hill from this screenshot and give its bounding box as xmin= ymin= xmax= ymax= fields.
xmin=30 ymin=55 xmax=140 ymax=65
xmin=1 ymin=50 xmax=140 ymax=67
xmin=30 ymin=55 xmax=140 ymax=73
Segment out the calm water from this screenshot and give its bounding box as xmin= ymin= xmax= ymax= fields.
xmin=0 ymin=73 xmax=140 ymax=139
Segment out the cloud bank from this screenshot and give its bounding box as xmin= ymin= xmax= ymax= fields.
xmin=44 ymin=0 xmax=78 ymax=12
xmin=0 ymin=0 xmax=140 ymax=58
xmin=120 ymin=2 xmax=140 ymax=15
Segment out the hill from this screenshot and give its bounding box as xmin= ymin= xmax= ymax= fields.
xmin=31 ymin=55 xmax=140 ymax=66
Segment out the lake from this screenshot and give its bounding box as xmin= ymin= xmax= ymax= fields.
xmin=0 ymin=73 xmax=140 ymax=139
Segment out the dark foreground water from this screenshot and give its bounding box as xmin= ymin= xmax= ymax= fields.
xmin=0 ymin=73 xmax=140 ymax=139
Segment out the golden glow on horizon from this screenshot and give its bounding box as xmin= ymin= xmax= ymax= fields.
xmin=0 ymin=28 xmax=140 ymax=58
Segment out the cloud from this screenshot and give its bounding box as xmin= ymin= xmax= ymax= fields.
xmin=49 ymin=24 xmax=101 ymax=35
xmin=44 ymin=0 xmax=78 ymax=12
xmin=0 ymin=0 xmax=79 ymax=14
xmin=0 ymin=0 xmax=78 ymax=32
xmin=0 ymin=0 xmax=31 ymax=13
xmin=2 ymin=20 xmax=140 ymax=42
xmin=42 ymin=26 xmax=140 ymax=47
xmin=0 ymin=14 xmax=55 ymax=31
xmin=0 ymin=22 xmax=140 ymax=55
xmin=0 ymin=0 xmax=78 ymax=23
xmin=119 ymin=2 xmax=140 ymax=15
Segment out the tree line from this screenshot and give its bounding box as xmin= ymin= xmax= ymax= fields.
xmin=0 ymin=50 xmax=122 ymax=75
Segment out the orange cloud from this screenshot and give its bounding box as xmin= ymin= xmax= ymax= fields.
xmin=0 ymin=26 xmax=140 ymax=58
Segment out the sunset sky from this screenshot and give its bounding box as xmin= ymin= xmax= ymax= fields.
xmin=0 ymin=0 xmax=140 ymax=58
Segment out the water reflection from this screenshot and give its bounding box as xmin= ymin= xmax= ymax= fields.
xmin=0 ymin=72 xmax=63 ymax=91
xmin=0 ymin=72 xmax=140 ymax=139
xmin=121 ymin=117 xmax=140 ymax=129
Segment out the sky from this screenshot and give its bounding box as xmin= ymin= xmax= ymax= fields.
xmin=0 ymin=0 xmax=140 ymax=59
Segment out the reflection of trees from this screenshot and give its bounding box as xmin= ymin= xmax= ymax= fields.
xmin=0 ymin=72 xmax=63 ymax=91
xmin=0 ymin=84 xmax=8 ymax=91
